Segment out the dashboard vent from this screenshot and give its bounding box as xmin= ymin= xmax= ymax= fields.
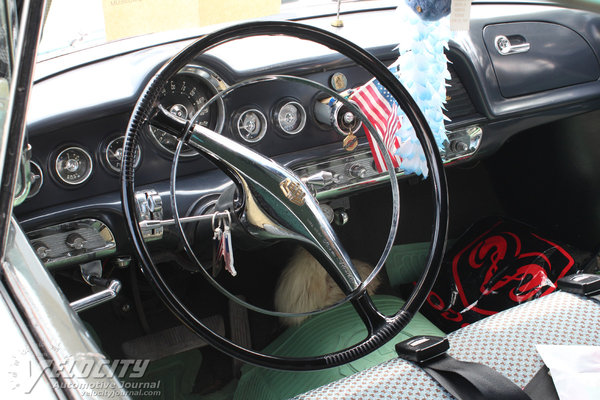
xmin=445 ymin=65 xmax=478 ymax=121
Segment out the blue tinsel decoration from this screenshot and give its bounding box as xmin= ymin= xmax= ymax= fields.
xmin=390 ymin=1 xmax=451 ymax=178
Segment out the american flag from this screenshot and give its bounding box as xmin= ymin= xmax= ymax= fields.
xmin=350 ymin=78 xmax=403 ymax=172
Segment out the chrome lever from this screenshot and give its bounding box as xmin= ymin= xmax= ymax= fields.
xmin=137 ymin=211 xmax=229 ymax=229
xmin=70 ymin=280 xmax=121 ymax=313
xmin=70 ymin=260 xmax=121 ymax=313
xmin=302 ymin=171 xmax=334 ymax=187
xmin=494 ymin=35 xmax=530 ymax=55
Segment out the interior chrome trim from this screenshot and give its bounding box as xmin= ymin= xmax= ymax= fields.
xmin=70 ymin=280 xmax=121 ymax=313
xmin=3 ymin=218 xmax=129 ymax=399
xmin=26 ymin=218 xmax=117 ymax=269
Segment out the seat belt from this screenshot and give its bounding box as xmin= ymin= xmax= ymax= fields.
xmin=396 ymin=336 xmax=533 ymax=400
xmin=557 ymin=273 xmax=600 ymax=304
xmin=523 ymin=365 xmax=559 ymax=400
xmin=395 ymin=275 xmax=600 ymax=399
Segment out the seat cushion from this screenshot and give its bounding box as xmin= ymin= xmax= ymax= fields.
xmin=293 ymin=291 xmax=600 ymax=399
xmin=233 ymin=295 xmax=444 ymax=400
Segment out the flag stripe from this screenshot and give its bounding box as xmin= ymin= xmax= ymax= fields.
xmin=350 ymin=74 xmax=403 ymax=172
xmin=352 ymin=92 xmax=386 ymax=133
xmin=355 ymin=87 xmax=389 ymax=132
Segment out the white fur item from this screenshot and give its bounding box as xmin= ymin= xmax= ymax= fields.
xmin=274 ymin=247 xmax=381 ymax=326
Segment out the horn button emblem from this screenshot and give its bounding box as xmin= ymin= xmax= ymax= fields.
xmin=279 ymin=178 xmax=306 ymax=206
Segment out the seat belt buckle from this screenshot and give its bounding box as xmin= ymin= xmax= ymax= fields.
xmin=395 ymin=335 xmax=449 ymax=365
xmin=557 ymin=273 xmax=600 ymax=296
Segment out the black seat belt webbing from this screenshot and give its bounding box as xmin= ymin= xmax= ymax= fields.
xmin=396 ymin=336 xmax=534 ymax=400
xmin=523 ymin=365 xmax=559 ymax=400
xmin=422 ymin=353 xmax=532 ymax=400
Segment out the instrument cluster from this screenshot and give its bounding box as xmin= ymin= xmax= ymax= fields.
xmin=31 ymin=64 xmax=327 ymax=198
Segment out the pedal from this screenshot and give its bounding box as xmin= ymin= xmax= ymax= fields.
xmin=122 ymin=315 xmax=224 ymax=361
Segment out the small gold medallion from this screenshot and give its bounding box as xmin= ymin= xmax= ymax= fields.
xmin=279 ymin=178 xmax=306 ymax=206
xmin=343 ymin=133 xmax=358 ymax=152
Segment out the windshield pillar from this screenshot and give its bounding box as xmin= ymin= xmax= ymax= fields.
xmin=0 ymin=0 xmax=45 ymax=261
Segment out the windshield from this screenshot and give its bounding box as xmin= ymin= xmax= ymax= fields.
xmin=38 ymin=0 xmax=392 ymax=59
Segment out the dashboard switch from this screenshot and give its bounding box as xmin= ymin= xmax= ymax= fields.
xmin=135 ymin=189 xmax=164 ymax=240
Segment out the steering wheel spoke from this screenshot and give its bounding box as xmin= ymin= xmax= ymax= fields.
xmin=151 ymin=100 xmax=363 ymax=294
xmin=351 ymin=291 xmax=389 ymax=335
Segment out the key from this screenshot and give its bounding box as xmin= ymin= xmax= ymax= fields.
xmin=212 ymin=216 xmax=223 ymax=277
xmin=222 ymin=224 xmax=237 ymax=277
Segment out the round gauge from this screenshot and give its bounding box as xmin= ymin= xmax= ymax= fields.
xmin=55 ymin=147 xmax=93 ymax=185
xmin=105 ymin=136 xmax=141 ymax=172
xmin=236 ymin=109 xmax=267 ymax=143
xmin=149 ymin=72 xmax=220 ymax=157
xmin=27 ymin=161 xmax=43 ymax=198
xmin=275 ymin=100 xmax=306 ymax=135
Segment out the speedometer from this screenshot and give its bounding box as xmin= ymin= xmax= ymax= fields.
xmin=149 ymin=68 xmax=225 ymax=157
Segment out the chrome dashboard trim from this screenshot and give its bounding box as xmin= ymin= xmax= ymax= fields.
xmin=26 ymin=218 xmax=117 ymax=269
xmin=27 ymin=160 xmax=43 ymax=198
xmin=3 ymin=218 xmax=129 ymax=399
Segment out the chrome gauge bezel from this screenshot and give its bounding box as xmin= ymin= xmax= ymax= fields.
xmin=274 ymin=100 xmax=306 ymax=135
xmin=104 ymin=136 xmax=141 ymax=173
xmin=27 ymin=161 xmax=43 ymax=198
xmin=148 ymin=65 xmax=227 ymax=157
xmin=236 ymin=108 xmax=268 ymax=143
xmin=54 ymin=146 xmax=93 ymax=185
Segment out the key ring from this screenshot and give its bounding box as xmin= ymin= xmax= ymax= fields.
xmin=223 ymin=210 xmax=231 ymax=226
xmin=212 ymin=211 xmax=225 ymax=232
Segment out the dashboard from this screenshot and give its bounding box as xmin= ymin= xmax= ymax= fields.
xmin=15 ymin=3 xmax=600 ymax=270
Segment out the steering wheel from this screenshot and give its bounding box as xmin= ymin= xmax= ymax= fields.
xmin=121 ymin=21 xmax=448 ymax=371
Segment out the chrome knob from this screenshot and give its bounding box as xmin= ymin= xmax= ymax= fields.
xmin=66 ymin=233 xmax=87 ymax=250
xmin=342 ymin=112 xmax=355 ymax=124
xmin=33 ymin=242 xmax=50 ymax=259
xmin=334 ymin=209 xmax=349 ymax=226
xmin=320 ymin=204 xmax=335 ymax=223
xmin=450 ymin=140 xmax=469 ymax=153
xmin=112 ymin=256 xmax=132 ymax=269
xmin=349 ymin=164 xmax=367 ymax=179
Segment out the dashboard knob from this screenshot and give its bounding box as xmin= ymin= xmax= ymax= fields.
xmin=349 ymin=164 xmax=367 ymax=179
xmin=450 ymin=140 xmax=469 ymax=153
xmin=342 ymin=112 xmax=355 ymax=125
xmin=320 ymin=204 xmax=335 ymax=223
xmin=334 ymin=209 xmax=349 ymax=226
xmin=33 ymin=242 xmax=50 ymax=259
xmin=66 ymin=233 xmax=87 ymax=250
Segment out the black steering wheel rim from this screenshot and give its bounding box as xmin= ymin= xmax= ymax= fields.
xmin=121 ymin=20 xmax=448 ymax=371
